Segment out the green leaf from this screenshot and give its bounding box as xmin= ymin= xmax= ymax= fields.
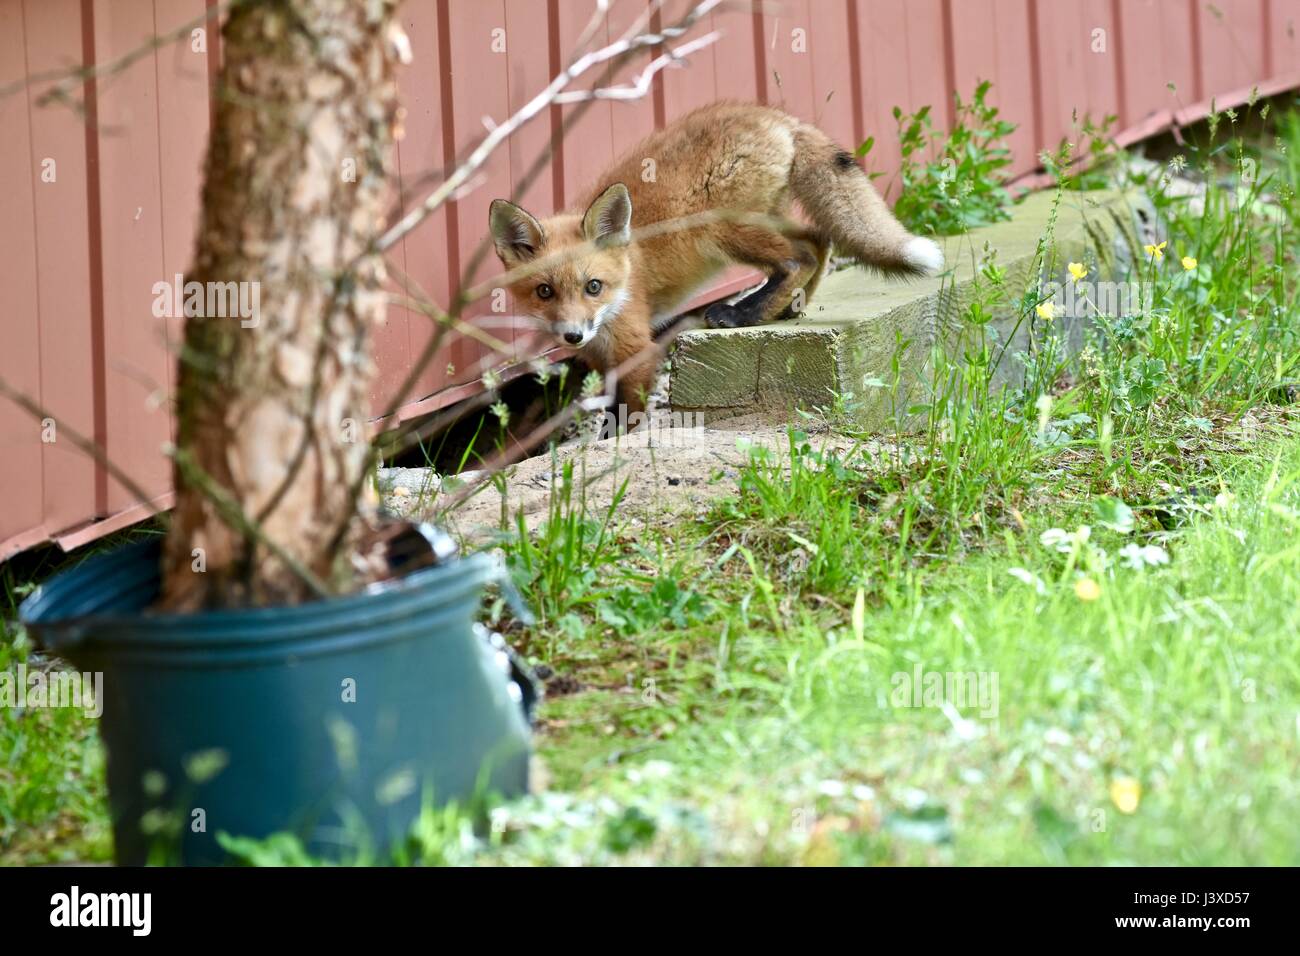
xmin=1094 ymin=497 xmax=1135 ymax=534
xmin=603 ymin=805 xmax=658 ymax=853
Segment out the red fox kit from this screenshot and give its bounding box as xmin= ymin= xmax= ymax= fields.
xmin=489 ymin=102 xmax=943 ymax=415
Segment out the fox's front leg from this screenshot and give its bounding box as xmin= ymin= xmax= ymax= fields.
xmin=606 ymin=317 xmax=661 ymax=423
xmin=615 ymin=351 xmax=661 ymax=420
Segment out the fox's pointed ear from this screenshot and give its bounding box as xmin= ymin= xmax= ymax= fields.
xmin=489 ymin=199 xmax=544 ymax=265
xmin=582 ymin=183 xmax=632 ymax=248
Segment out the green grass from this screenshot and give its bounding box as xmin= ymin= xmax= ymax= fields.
xmin=0 ymin=694 xmax=109 ymax=864
xmin=0 ymin=538 xmax=128 ymax=864
xmin=207 ymin=409 xmax=1300 ymax=866
xmin=3 ymin=99 xmax=1300 ymax=866
xmin=419 ymin=408 xmax=1290 ymax=866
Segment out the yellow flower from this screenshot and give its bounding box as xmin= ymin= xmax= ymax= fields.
xmin=1109 ymin=776 xmax=1142 ymax=815
xmin=1181 ymin=255 xmax=1197 ymax=270
xmin=1144 ymin=240 xmax=1167 ymax=262
xmin=1068 ymin=261 xmax=1088 ymax=282
xmin=1074 ymin=577 xmax=1101 ymax=601
xmin=1035 ymin=301 xmax=1055 ymax=321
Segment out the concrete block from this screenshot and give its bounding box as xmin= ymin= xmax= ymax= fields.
xmin=669 ymin=189 xmax=1157 ymax=429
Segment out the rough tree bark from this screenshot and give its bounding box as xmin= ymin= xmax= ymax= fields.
xmin=160 ymin=0 xmax=407 ymax=610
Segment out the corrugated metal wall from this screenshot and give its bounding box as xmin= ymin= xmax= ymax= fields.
xmin=3 ymin=0 xmax=1299 ymax=559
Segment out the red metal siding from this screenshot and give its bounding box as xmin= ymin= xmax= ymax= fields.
xmin=1274 ymin=0 xmax=1300 ymax=74
xmin=3 ymin=0 xmax=1299 ymax=559
xmin=0 ymin=0 xmax=45 ymax=553
xmin=1198 ymin=0 xmax=1266 ymax=94
xmin=1115 ymin=0 xmax=1197 ymax=135
xmin=392 ymin=0 xmax=452 ymax=409
xmin=91 ymin=0 xmax=175 ymax=514
xmin=946 ymin=0 xmax=1038 ymax=177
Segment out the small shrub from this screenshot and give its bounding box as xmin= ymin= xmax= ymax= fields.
xmin=889 ymin=80 xmax=1018 ymax=235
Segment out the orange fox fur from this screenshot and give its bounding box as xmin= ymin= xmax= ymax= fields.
xmin=489 ymin=102 xmax=943 ymax=415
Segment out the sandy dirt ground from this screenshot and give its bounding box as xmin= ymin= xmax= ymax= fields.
xmin=379 ymin=411 xmax=864 ymax=543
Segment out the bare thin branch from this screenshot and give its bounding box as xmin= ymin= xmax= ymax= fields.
xmin=552 ymin=32 xmax=720 ymax=104
xmin=434 ymin=344 xmax=662 ymax=514
xmin=0 ymin=375 xmax=167 ymax=525
xmin=0 ymin=372 xmax=333 ymax=597
xmin=0 ymin=1 xmax=237 ymax=107
xmin=168 ymin=446 xmax=331 ymax=599
xmin=375 ymin=0 xmax=722 ymax=254
xmin=324 ymin=0 xmax=731 ymax=561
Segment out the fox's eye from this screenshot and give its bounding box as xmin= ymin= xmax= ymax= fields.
xmin=585 ymin=278 xmax=603 ymax=296
xmin=536 ymin=283 xmax=554 ymax=300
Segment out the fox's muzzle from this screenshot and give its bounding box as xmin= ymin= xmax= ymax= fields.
xmin=555 ymin=322 xmax=592 ymax=347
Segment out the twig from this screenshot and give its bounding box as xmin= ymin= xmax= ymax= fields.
xmin=373 ymin=1 xmax=730 ymax=435
xmin=435 ymin=337 xmax=670 ymax=514
xmin=326 ymin=0 xmax=728 ymax=559
xmin=0 ymin=374 xmax=167 ymax=525
xmin=0 ymin=372 xmax=330 ymax=597
xmin=0 ymin=0 xmax=240 ymax=106
xmin=552 ymin=32 xmax=720 ymax=104
xmin=167 ymin=446 xmax=331 ymax=599
xmin=375 ymin=0 xmax=722 ymax=254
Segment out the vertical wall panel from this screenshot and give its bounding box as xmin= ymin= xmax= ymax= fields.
xmin=708 ymin=0 xmax=760 ymax=102
xmin=372 ymin=55 xmax=416 ymax=419
xmin=853 ymin=0 xmax=910 ymax=196
xmin=502 ymin=1 xmax=557 ymax=215
xmin=21 ymin=0 xmax=98 ymax=539
xmin=852 ymin=0 xmax=954 ymax=200
xmin=151 ymin=0 xmax=209 ymax=417
xmin=947 ymin=0 xmax=1038 ymax=178
xmin=443 ymin=0 xmax=511 ymax=389
xmin=1116 ymin=0 xmax=1195 ymax=128
xmin=659 ymin=0 xmax=723 ymax=118
xmin=393 ymin=0 xmax=454 ymax=406
xmin=554 ymin=2 xmax=617 ymax=208
xmin=0 ymin=0 xmax=47 ymax=548
xmin=90 ymin=0 xmax=172 ymax=513
xmin=604 ymin=0 xmax=658 ymax=157
xmin=994 ymin=0 xmax=1040 ymax=174
xmin=1271 ymin=0 xmax=1300 ymax=76
xmin=759 ymin=0 xmax=818 ymax=124
xmin=947 ymin=0 xmax=1000 ymax=120
xmin=901 ymin=0 xmax=952 ymax=126
xmin=1196 ymin=0 xmax=1266 ymax=95
xmin=805 ymin=0 xmax=858 ymax=152
xmin=499 ymin=0 xmax=559 ymax=365
xmin=1032 ymin=0 xmax=1122 ymax=156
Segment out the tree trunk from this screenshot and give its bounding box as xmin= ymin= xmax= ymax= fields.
xmin=160 ymin=0 xmax=406 ymax=611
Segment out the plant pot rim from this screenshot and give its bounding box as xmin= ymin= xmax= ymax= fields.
xmin=19 ymin=536 xmax=498 ymax=658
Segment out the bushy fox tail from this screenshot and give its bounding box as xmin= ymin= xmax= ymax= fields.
xmin=790 ymin=124 xmax=943 ymax=278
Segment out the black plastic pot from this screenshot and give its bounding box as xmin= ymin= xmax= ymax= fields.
xmin=19 ymin=535 xmax=534 ymax=865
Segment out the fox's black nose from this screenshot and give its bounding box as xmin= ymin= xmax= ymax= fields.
xmin=563 ymin=330 xmax=584 ymax=345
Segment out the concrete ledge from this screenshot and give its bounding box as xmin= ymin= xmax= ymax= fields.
xmin=669 ymin=189 xmax=1158 ymax=430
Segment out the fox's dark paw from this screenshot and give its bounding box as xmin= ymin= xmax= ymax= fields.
xmin=704 ymin=302 xmax=743 ymax=329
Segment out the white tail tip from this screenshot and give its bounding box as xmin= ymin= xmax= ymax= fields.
xmin=903 ymin=237 xmax=944 ymax=276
